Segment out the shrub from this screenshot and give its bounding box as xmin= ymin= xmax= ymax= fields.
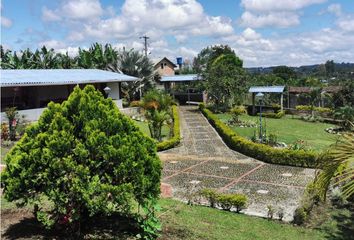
xmin=157 ymin=105 xmax=181 ymax=151
xmin=5 ymin=107 xmax=19 ymax=141
xmin=129 ymin=100 xmax=141 ymax=107
xmin=267 ymin=205 xmax=275 ymax=219
xmin=1 ymin=123 xmax=9 ymax=140
xmin=2 ymin=85 xmax=162 ymax=238
xmin=200 ymin=188 xmax=218 ymax=208
xmin=199 ymin=104 xmax=320 ymax=167
xmin=293 ymin=207 xmax=307 ymax=225
xmin=259 ymin=111 xmax=285 ymax=119
xmin=216 ymin=193 xmax=247 ymax=213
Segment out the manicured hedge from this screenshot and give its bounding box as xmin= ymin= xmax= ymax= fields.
xmin=199 ymin=104 xmax=320 ymax=168
xmin=258 ymin=111 xmax=285 ymax=119
xmin=157 ymin=105 xmax=181 ymax=151
xmin=295 ymin=105 xmax=332 ymax=113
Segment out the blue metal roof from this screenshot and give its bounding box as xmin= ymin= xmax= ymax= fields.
xmin=160 ymin=74 xmax=201 ymax=82
xmin=249 ymin=86 xmax=285 ymax=93
xmin=0 ymin=69 xmax=139 ymax=87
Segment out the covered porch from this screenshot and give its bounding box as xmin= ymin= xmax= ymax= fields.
xmin=1 ymin=69 xmax=138 ymax=121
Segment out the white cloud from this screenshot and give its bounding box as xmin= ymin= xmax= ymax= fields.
xmin=337 ymin=17 xmax=354 ymax=32
xmin=240 ymin=11 xmax=299 ymax=28
xmin=38 ymin=40 xmax=66 ymax=49
xmin=121 ymin=0 xmax=204 ymax=29
xmin=239 ymin=0 xmax=326 ymax=28
xmin=224 ymin=26 xmax=354 ymax=67
xmin=1 ymin=16 xmax=12 ymax=28
xmin=241 ymin=0 xmax=327 ymax=13
xmin=326 ymin=4 xmax=354 ymax=33
xmin=62 ymin=0 xmax=103 ymax=20
xmin=327 ymin=4 xmax=341 ymax=16
xmin=41 ymin=0 xmax=103 ymax=21
xmin=57 ymin=46 xmax=81 ymax=57
xmin=242 ymin=28 xmax=261 ymax=40
xmin=42 ymin=7 xmax=61 ymax=21
xmin=42 ymin=0 xmax=234 ymax=46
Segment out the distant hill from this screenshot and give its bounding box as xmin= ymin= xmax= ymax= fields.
xmin=246 ymin=62 xmax=354 ymax=75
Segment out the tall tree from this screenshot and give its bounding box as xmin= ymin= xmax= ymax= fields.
xmin=204 ymin=53 xmax=247 ymax=108
xmin=272 ymin=65 xmax=296 ymax=83
xmin=193 ymin=45 xmax=242 ymax=73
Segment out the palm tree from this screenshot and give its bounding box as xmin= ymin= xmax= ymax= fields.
xmin=141 ymin=90 xmax=173 ymax=141
xmin=305 ymin=87 xmax=322 ymax=119
xmin=334 ymin=106 xmax=354 ymax=131
xmin=32 ymin=46 xmax=60 ymax=69
xmin=314 ymin=133 xmax=354 ymax=199
xmin=57 ymin=52 xmax=77 ymax=69
xmin=109 ymin=49 xmax=154 ymax=102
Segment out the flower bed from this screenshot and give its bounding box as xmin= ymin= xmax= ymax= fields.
xmin=199 ymin=104 xmax=323 ymax=168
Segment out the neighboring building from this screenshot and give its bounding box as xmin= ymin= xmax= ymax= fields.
xmin=287 ymin=86 xmax=341 ymax=108
xmin=154 ymin=57 xmax=177 ymax=76
xmin=161 ymin=74 xmax=205 ymax=104
xmin=1 ymin=69 xmax=138 ymax=121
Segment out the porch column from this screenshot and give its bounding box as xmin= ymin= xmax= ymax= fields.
xmin=252 ymin=93 xmax=256 ymax=115
xmin=280 ymin=93 xmax=284 ymax=111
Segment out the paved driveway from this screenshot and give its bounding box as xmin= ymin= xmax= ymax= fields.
xmin=159 ymin=106 xmax=315 ymax=221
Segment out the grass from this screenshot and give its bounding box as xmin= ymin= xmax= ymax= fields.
xmin=133 ymin=120 xmax=171 ymax=140
xmin=159 ymin=199 xmax=326 ymax=240
xmin=216 ymin=114 xmax=338 ymax=152
xmin=1 ymin=197 xmax=327 ymax=240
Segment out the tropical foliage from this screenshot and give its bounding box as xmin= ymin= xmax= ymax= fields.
xmin=314 ymin=133 xmax=354 ymax=199
xmin=1 ymin=85 xmax=162 ymax=237
xmin=334 ymin=105 xmax=354 ymax=131
xmin=141 ymin=90 xmax=174 ymax=142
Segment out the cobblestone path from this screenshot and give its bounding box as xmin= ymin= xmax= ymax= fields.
xmin=159 ymin=106 xmax=316 ymax=221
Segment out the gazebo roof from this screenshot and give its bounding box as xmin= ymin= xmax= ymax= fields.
xmin=249 ymin=86 xmax=285 ymax=93
xmin=0 ymin=69 xmax=138 ymax=87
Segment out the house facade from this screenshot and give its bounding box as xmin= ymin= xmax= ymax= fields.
xmin=154 ymin=57 xmax=177 ymax=76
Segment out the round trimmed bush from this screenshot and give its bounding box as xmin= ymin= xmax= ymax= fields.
xmin=2 ymin=85 xmax=161 ymax=235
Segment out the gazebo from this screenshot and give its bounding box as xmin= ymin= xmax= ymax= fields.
xmin=249 ymin=86 xmax=285 ymax=115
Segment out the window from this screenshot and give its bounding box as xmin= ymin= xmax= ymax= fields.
xmin=161 ymin=63 xmax=164 ymax=69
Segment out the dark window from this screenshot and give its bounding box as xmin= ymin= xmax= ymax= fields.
xmin=161 ymin=63 xmax=164 ymax=69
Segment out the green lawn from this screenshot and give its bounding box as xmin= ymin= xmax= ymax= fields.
xmin=216 ymin=114 xmax=338 ymax=152
xmin=1 ymin=197 xmax=326 ymax=240
xmin=159 ymin=199 xmax=326 ymax=240
xmin=133 ymin=120 xmax=171 ymax=140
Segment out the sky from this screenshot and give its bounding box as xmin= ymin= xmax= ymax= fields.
xmin=1 ymin=0 xmax=354 ymax=67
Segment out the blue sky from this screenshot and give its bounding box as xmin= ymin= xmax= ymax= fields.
xmin=1 ymin=0 xmax=354 ymax=67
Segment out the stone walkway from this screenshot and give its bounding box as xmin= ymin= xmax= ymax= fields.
xmin=159 ymin=106 xmax=316 ymax=221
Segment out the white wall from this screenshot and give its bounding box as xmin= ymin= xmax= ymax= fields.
xmin=1 ymin=101 xmax=126 ymax=123
xmin=1 ymin=108 xmax=46 ymax=122
xmin=106 ymin=82 xmax=120 ymax=100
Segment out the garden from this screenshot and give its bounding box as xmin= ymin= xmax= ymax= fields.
xmin=216 ymin=113 xmax=337 ymax=152
xmin=1 ymin=43 xmax=353 ymax=240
